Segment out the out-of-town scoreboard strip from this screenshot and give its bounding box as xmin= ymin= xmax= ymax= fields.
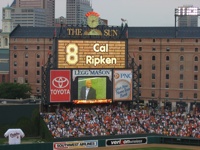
xmin=57 ymin=40 xmax=126 ymax=68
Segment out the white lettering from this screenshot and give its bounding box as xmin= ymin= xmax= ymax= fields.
xmin=93 ymin=43 xmax=108 ymax=52
xmin=51 ymin=89 xmax=70 ymax=95
xmin=86 ymin=56 xmax=116 ymax=66
xmin=111 ymin=141 xmax=120 ymax=145
xmin=123 ymin=140 xmax=142 ymax=144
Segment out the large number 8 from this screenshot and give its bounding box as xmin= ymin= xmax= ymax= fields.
xmin=66 ymin=44 xmax=78 ymax=65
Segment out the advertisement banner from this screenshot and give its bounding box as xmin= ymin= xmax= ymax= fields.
xmin=53 ymin=140 xmax=98 ymax=150
xmin=113 ymin=69 xmax=132 ymax=101
xmin=106 ymin=137 xmax=147 ymax=146
xmin=50 ymin=70 xmax=71 ymax=102
xmin=72 ymin=69 xmax=112 ymax=81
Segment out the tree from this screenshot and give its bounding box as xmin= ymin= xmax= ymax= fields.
xmin=0 ymin=83 xmax=32 ymax=99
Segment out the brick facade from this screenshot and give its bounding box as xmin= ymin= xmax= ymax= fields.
xmin=9 ymin=37 xmax=53 ymax=95
xmin=9 ymin=27 xmax=200 ymax=102
xmin=128 ymin=38 xmax=200 ymax=102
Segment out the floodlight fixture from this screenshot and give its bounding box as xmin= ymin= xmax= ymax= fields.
xmin=174 ymin=6 xmax=200 ymax=37
xmin=175 ymin=6 xmax=200 ymax=16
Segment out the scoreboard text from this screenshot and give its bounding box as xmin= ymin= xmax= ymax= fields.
xmin=57 ymin=40 xmax=126 ymax=68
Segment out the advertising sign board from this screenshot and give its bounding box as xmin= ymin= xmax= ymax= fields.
xmin=106 ymin=137 xmax=147 ymax=146
xmin=113 ymin=69 xmax=132 ymax=101
xmin=50 ymin=70 xmax=71 ymax=102
xmin=53 ymin=140 xmax=98 ymax=150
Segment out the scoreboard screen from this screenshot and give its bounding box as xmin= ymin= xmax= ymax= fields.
xmin=71 ymin=69 xmax=113 ymax=103
xmin=57 ymin=40 xmax=126 ymax=68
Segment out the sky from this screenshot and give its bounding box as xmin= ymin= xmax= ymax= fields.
xmin=0 ymin=0 xmax=200 ymax=28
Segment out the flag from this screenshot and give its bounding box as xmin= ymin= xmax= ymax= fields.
xmin=126 ymin=28 xmax=128 ymax=38
xmin=54 ymin=28 xmax=57 ymax=37
xmin=125 ymin=23 xmax=128 ymax=38
xmin=121 ymin=18 xmax=127 ymax=22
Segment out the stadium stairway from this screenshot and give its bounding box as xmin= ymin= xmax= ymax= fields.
xmin=136 ymin=117 xmax=149 ymax=133
xmin=90 ymin=108 xmax=98 ymax=116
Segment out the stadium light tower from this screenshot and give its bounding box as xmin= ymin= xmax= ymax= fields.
xmin=174 ymin=5 xmax=200 ymax=36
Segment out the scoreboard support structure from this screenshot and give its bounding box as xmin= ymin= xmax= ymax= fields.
xmin=128 ymin=55 xmax=140 ymax=109
xmin=41 ymin=54 xmax=53 ymax=112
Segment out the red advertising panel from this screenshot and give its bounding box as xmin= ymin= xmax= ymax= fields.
xmin=50 ymin=70 xmax=71 ymax=102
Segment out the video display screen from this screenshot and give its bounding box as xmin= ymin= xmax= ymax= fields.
xmin=78 ymin=77 xmax=106 ymax=100
xmin=71 ymin=75 xmax=112 ymax=103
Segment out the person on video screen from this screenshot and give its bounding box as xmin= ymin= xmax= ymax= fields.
xmin=80 ymin=79 xmax=96 ymax=100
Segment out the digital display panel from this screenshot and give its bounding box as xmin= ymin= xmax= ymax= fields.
xmin=57 ymin=40 xmax=126 ymax=68
xmin=78 ymin=77 xmax=106 ymax=100
xmin=71 ymin=69 xmax=112 ymax=104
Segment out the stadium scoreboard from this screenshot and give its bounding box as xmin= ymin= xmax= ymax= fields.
xmin=57 ymin=40 xmax=126 ymax=68
xmin=45 ymin=11 xmax=131 ymax=104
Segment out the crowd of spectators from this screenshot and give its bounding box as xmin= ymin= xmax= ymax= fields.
xmin=41 ymin=102 xmax=200 ymax=139
xmin=140 ymin=107 xmax=200 ymax=138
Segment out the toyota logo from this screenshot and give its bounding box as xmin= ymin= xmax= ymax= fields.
xmin=52 ymin=77 xmax=69 ymax=88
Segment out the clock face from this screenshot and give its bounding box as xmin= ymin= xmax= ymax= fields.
xmin=87 ymin=15 xmax=99 ymax=28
